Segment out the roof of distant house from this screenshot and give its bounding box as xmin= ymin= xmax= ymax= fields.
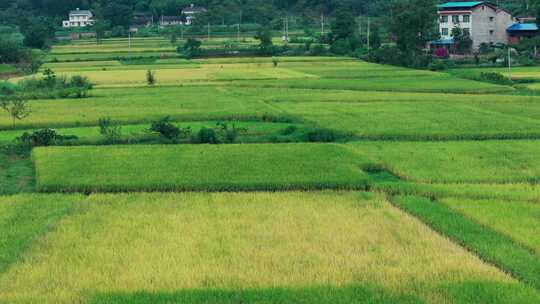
xmin=437 ymin=2 xmax=483 ymax=9
xmin=430 ymin=38 xmax=454 ymax=45
xmin=182 ymin=4 xmax=207 ymax=14
xmin=507 ymin=23 xmax=539 ymax=32
xmin=161 ymin=16 xmax=183 ymax=22
xmin=70 ymin=9 xmax=92 ymax=16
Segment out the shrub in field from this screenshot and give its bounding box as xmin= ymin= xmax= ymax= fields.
xmin=428 ymin=59 xmax=447 ymax=71
xmin=479 ymin=72 xmax=511 ymax=85
xmin=272 ymin=57 xmax=279 ymax=67
xmin=197 ymin=127 xmax=219 ymax=144
xmin=146 ymin=70 xmax=156 ymax=86
xmin=17 ymin=128 xmax=77 ymax=146
xmin=215 ymin=122 xmax=247 ymax=143
xmin=309 ymin=44 xmax=326 ymax=56
xmin=98 ymin=117 xmax=122 ymax=143
xmin=180 ymin=38 xmax=202 ymax=59
xmin=149 ymin=116 xmax=184 ymax=140
xmin=14 ymin=70 xmax=93 ymax=99
xmin=281 ymin=125 xmax=297 ymax=135
xmin=69 ymin=75 xmax=93 ymax=98
xmin=306 ymin=128 xmax=337 ymax=142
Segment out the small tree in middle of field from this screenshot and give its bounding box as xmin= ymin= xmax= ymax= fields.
xmin=98 ymin=117 xmax=122 ymax=143
xmin=1 ymin=97 xmax=31 ymax=128
xmin=146 ymin=70 xmax=156 ymax=86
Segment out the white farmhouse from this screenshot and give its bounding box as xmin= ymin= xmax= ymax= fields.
xmin=182 ymin=4 xmax=207 ymax=25
xmin=437 ymin=2 xmax=514 ymax=49
xmin=62 ymin=8 xmax=95 ymax=28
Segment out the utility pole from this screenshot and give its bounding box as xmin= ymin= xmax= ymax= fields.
xmin=358 ymin=16 xmax=362 ymax=37
xmin=128 ymin=30 xmax=131 ymax=49
xmin=367 ymin=17 xmax=371 ymax=52
xmin=207 ymin=23 xmax=210 ymax=40
xmin=181 ymin=24 xmax=184 ymax=40
xmin=321 ymin=13 xmax=325 ymax=36
xmin=237 ymin=23 xmax=240 ymax=41
xmin=508 ymin=47 xmax=512 ymax=82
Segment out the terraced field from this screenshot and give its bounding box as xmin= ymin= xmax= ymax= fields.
xmin=1 ymin=38 xmax=539 ymax=303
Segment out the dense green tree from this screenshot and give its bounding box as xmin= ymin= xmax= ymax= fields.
xmin=20 ymin=16 xmax=55 ymax=49
xmin=451 ymin=27 xmax=473 ymax=54
xmin=389 ymin=0 xmax=439 ymax=54
xmin=254 ymin=28 xmax=274 ymax=55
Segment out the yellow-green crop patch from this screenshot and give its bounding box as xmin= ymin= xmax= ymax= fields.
xmin=1 ymin=192 xmax=537 ymax=304
xmin=33 ymin=144 xmax=369 ymax=192
xmin=442 ymin=198 xmax=540 ymax=255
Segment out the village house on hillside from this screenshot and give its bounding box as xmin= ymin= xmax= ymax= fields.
xmin=182 ymin=4 xmax=207 ymax=25
xmin=62 ymin=8 xmax=94 ymax=28
xmin=159 ymin=3 xmax=207 ymax=27
xmin=435 ymin=1 xmax=538 ymax=50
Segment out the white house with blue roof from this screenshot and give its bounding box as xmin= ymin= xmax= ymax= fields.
xmin=437 ymin=1 xmax=515 ymax=49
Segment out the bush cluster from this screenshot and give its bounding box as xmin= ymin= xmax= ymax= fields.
xmin=1 ymin=69 xmax=93 ymax=99
xmin=17 ymin=128 xmax=77 ymax=146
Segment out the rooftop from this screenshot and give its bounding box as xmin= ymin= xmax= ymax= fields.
xmin=437 ymin=2 xmax=483 ymax=9
xmin=507 ymin=23 xmax=539 ymax=32
xmin=70 ymin=9 xmax=92 ymax=16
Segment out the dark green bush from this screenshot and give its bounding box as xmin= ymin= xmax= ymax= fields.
xmin=281 ymin=125 xmax=297 ymax=135
xmin=17 ymin=128 xmax=77 ymax=146
xmin=215 ymin=122 xmax=247 ymax=143
xmin=98 ymin=117 xmax=122 ymax=143
xmin=149 ymin=116 xmax=181 ymax=140
xmin=306 ymin=128 xmax=336 ymax=142
xmin=197 ymin=127 xmax=219 ymax=144
xmin=479 ymin=72 xmax=511 ymax=85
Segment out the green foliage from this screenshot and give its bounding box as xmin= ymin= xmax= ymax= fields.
xmin=0 ymin=98 xmax=31 ymax=127
xmin=149 ymin=116 xmax=182 ymax=140
xmin=331 ymin=8 xmax=357 ymax=41
xmin=20 ymin=17 xmax=55 ymax=49
xmin=479 ymin=72 xmax=511 ymax=85
xmin=215 ymin=122 xmax=247 ymax=143
xmin=180 ymin=38 xmax=202 ymax=59
xmin=197 ymin=127 xmax=219 ymax=144
xmin=146 ymin=70 xmax=156 ymax=85
xmin=17 ymin=128 xmax=77 ymax=147
xmin=388 ymin=0 xmax=439 ymax=66
xmin=306 ymin=128 xmax=337 ymax=142
xmin=451 ymin=27 xmax=473 ymax=54
xmin=254 ymin=29 xmax=274 ymax=56
xmin=98 ymin=117 xmax=122 ymax=143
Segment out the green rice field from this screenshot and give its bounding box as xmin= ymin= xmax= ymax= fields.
xmin=1 ymin=38 xmax=539 ymax=303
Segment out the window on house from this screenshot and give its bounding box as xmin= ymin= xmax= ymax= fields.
xmin=463 ymin=28 xmax=470 ymax=35
xmin=489 ymin=30 xmax=494 ymax=35
xmin=489 ymin=17 xmax=494 ymax=22
xmin=462 ymin=15 xmax=470 ymax=23
xmin=452 ymin=15 xmax=460 ymax=23
xmin=441 ymin=28 xmax=448 ymax=36
xmin=440 ymin=15 xmax=448 ymax=23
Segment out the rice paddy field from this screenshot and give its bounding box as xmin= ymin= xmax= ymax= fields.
xmin=1 ymin=37 xmax=540 ymax=303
